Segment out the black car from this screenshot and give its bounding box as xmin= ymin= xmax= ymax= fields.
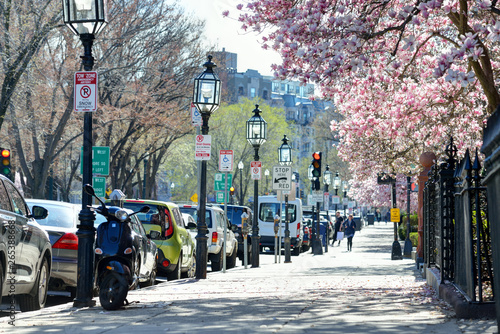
xmin=223 ymin=205 xmax=253 ymax=263
xmin=0 ymin=174 xmax=52 ymax=312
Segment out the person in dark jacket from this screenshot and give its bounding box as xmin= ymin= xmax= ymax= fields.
xmin=343 ymin=214 xmax=356 ymax=251
xmin=333 ymin=211 xmax=344 ymax=246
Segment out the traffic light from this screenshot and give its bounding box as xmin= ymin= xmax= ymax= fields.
xmin=0 ymin=148 xmax=11 ymax=178
xmin=311 ymin=151 xmax=322 ymax=178
xmin=230 ymin=187 xmax=235 ymax=196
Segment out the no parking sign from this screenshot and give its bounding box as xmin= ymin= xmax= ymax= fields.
xmin=74 ymin=71 xmax=98 ymax=112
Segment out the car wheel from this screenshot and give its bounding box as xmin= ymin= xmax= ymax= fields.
xmin=211 ymin=250 xmax=223 ymax=272
xmin=166 ymin=255 xmax=182 ymax=281
xmin=99 ymin=272 xmax=128 ymax=310
xmin=141 ymin=261 xmax=157 ymax=287
xmin=131 ymin=256 xmax=141 ymax=290
xmin=183 ymin=252 xmax=196 ymax=278
xmin=226 ymin=245 xmax=237 ymax=269
xmin=0 ymin=262 xmax=3 ymax=304
xmin=19 ymin=258 xmax=49 ymax=312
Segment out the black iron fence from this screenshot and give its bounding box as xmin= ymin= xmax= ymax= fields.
xmin=423 ymin=138 xmax=494 ymax=303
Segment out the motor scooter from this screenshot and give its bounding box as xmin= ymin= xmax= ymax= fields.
xmin=83 ymin=184 xmax=150 ymax=310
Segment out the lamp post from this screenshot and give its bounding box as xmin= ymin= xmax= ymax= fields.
xmin=192 ymin=55 xmax=221 ymax=279
xmin=238 ymin=161 xmax=244 ymax=205
xmin=342 ymin=181 xmax=349 ymax=215
xmin=333 ymin=172 xmax=341 ymax=211
xmin=323 ymin=165 xmax=333 ymax=253
xmin=63 ymin=0 xmax=107 ymax=308
xmin=264 ymin=169 xmax=270 ymax=194
xmin=278 ymin=135 xmax=292 ymax=263
xmin=246 ymin=105 xmax=267 ymax=268
xmin=143 ymin=153 xmax=149 ymax=199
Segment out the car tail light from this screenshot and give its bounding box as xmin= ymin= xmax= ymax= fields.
xmin=162 ymin=259 xmax=170 ymax=267
xmin=211 ymin=232 xmax=218 ymax=244
xmin=52 ymin=233 xmax=78 ymax=250
xmin=297 ymin=223 xmax=301 ymax=238
xmin=165 ymin=209 xmax=174 ymax=239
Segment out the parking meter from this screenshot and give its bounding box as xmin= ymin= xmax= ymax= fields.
xmin=274 ymin=214 xmax=280 ymax=235
xmin=241 ymin=212 xmax=249 ymax=236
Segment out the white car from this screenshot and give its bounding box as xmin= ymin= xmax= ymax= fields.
xmin=179 ymin=205 xmax=238 ymax=271
xmin=182 ymin=212 xmax=197 ymax=242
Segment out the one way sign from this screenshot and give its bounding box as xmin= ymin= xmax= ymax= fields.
xmin=272 ymin=166 xmax=292 ymax=191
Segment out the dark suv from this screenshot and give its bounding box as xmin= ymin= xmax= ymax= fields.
xmin=0 ymin=174 xmax=52 ymax=312
xmin=222 ymin=205 xmax=253 ymax=263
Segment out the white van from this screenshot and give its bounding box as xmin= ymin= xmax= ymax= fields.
xmin=258 ymin=195 xmax=303 ymax=255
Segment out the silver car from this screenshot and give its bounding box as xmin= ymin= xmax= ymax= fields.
xmin=25 ymin=199 xmax=107 ymax=297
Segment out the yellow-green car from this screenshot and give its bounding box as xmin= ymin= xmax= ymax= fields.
xmin=121 ymin=199 xmax=196 ymax=280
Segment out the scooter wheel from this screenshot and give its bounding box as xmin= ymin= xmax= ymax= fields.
xmin=99 ymin=273 xmax=128 ymax=310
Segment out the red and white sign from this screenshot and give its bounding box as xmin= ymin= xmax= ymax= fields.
xmin=251 ymin=161 xmax=261 ymax=180
xmin=195 ymin=135 xmax=211 ymax=161
xmin=74 ymin=71 xmax=98 ymax=112
xmin=191 ymin=103 xmax=202 ymax=126
xmin=219 ymin=150 xmax=233 ymax=172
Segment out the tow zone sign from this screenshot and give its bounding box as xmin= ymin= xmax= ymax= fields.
xmin=74 ymin=71 xmax=98 ymax=112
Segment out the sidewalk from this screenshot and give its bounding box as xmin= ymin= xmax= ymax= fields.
xmin=2 ymin=223 xmax=497 ymax=333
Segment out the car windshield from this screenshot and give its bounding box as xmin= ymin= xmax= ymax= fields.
xmin=122 ymin=202 xmax=159 ymax=223
xmin=259 ymin=203 xmax=296 ymax=222
xmin=29 ymin=203 xmax=75 ymax=228
xmin=179 ymin=207 xmax=212 ymax=228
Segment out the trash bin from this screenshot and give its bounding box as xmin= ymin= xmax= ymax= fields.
xmin=367 ymin=213 xmax=375 ymax=225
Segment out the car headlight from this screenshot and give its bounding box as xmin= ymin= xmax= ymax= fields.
xmin=115 ymin=210 xmax=129 ymax=221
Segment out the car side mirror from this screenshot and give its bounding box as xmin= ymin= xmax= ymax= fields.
xmin=31 ymin=205 xmax=48 ymax=220
xmin=187 ymin=222 xmax=197 ymax=229
xmin=149 ymin=230 xmax=161 ymax=240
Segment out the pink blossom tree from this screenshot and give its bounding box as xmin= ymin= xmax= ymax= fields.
xmin=232 ymin=0 xmax=500 ymax=206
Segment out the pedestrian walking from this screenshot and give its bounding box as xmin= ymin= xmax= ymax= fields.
xmin=343 ymin=214 xmax=356 ymax=251
xmin=333 ymin=211 xmax=344 ymax=246
xmin=385 ymin=210 xmax=391 ymax=224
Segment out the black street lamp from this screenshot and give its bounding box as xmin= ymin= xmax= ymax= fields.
xmin=342 ymin=181 xmax=349 ymax=215
xmin=246 ymin=105 xmax=267 ymax=268
xmin=238 ymin=161 xmax=244 ymax=205
xmin=333 ymin=172 xmax=341 ymax=211
xmin=278 ymin=135 xmax=292 ymax=263
xmin=264 ymin=169 xmax=270 ymax=195
xmin=193 ymin=55 xmax=221 ymax=279
xmin=63 ymin=0 xmax=107 ymax=308
xmin=323 ymin=165 xmax=333 ymax=253
xmin=143 ymin=153 xmax=149 ymax=199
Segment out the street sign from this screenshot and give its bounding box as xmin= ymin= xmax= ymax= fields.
xmin=191 ymin=103 xmax=202 ymax=126
xmin=219 ymin=150 xmax=234 ymax=172
xmin=251 ymin=161 xmax=261 ymax=180
xmin=324 ymin=192 xmax=330 ymax=211
xmin=216 ymin=191 xmax=225 ymax=203
xmin=391 ymin=208 xmax=401 ymax=222
xmin=74 ymin=71 xmax=98 ymax=112
xmin=92 ymin=176 xmax=106 ymax=198
xmin=190 ymin=193 xmax=198 ymax=203
xmin=312 ymin=191 xmax=323 ymax=202
xmin=80 ymin=146 xmax=110 ymax=176
xmin=277 ymin=183 xmax=296 ymax=201
xmin=272 ymin=166 xmax=292 ymax=191
xmin=332 ymin=196 xmax=340 ymax=204
xmin=195 ymin=134 xmax=211 ymax=160
xmin=214 ymin=173 xmax=233 ymax=191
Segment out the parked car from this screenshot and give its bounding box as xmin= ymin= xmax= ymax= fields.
xmin=320 ymin=211 xmax=335 ymax=240
xmin=303 ymin=210 xmax=330 ymax=245
xmin=182 ymin=212 xmax=197 ymax=241
xmin=258 ymin=196 xmax=303 ymax=256
xmin=121 ymin=200 xmax=195 ymax=280
xmin=26 ymin=199 xmax=157 ymax=294
xmin=0 ymin=174 xmax=52 ymax=312
xmin=218 ymin=204 xmax=253 ymax=264
xmin=178 ymin=204 xmax=238 ymax=271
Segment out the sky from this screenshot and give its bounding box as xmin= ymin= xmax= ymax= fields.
xmin=179 ymin=0 xmax=282 ymax=77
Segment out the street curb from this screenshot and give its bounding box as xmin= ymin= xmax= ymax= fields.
xmin=425 ymin=266 xmax=497 ymax=320
xmin=439 ymin=283 xmax=496 ymax=319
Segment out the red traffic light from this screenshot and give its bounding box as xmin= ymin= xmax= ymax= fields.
xmin=312 ymin=152 xmax=321 ymax=160
xmin=1 ymin=149 xmax=10 ymax=158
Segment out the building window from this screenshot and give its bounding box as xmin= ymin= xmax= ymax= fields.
xmin=250 ymin=87 xmax=256 ymax=98
xmin=281 ymin=83 xmax=285 ymax=91
xmin=296 ymin=86 xmax=300 ymax=94
xmin=262 ymin=90 xmax=268 ymax=100
xmin=238 ymin=86 xmax=244 ymax=96
xmin=272 ymin=82 xmax=280 ymax=92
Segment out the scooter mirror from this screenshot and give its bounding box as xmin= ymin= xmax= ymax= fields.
xmin=83 ymin=184 xmax=96 ymax=197
xmin=139 ymin=206 xmax=150 ymax=213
